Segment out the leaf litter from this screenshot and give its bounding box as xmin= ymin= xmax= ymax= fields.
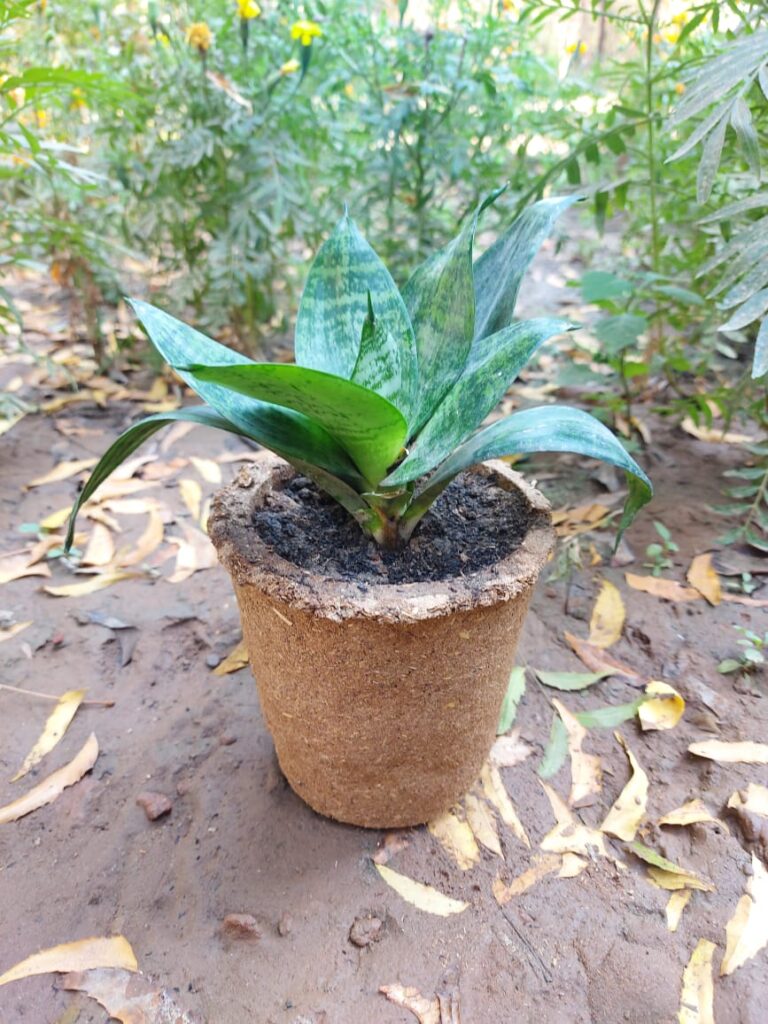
xmin=0 ymin=733 xmax=99 ymax=824
xmin=463 ymin=792 xmax=503 ymax=856
xmin=628 ymin=841 xmax=714 ymax=892
xmin=11 ymin=688 xmax=86 ymax=781
xmin=688 ymin=740 xmax=768 ymax=764
xmin=479 ymin=762 xmax=530 ymax=847
xmin=552 ymin=698 xmax=602 ymax=806
xmin=587 ymin=579 xmax=625 ymax=648
xmin=62 ymin=967 xmax=200 ymax=1024
xmin=678 ymin=939 xmax=716 ymax=1024
xmin=686 ymin=553 xmax=722 ymax=606
xmin=638 ymin=681 xmax=685 ymax=731
xmin=721 ymin=853 xmax=768 ymax=975
xmin=600 ymin=733 xmax=648 ymax=842
xmin=427 ymin=810 xmax=480 ymax=870
xmin=0 ymin=935 xmax=136 ymax=986
xmin=374 ymin=864 xmax=468 ymax=916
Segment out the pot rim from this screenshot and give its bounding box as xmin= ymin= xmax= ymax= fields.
xmin=208 ymin=451 xmax=555 ymax=624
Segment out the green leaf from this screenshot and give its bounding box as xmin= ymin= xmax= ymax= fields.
xmin=473 ymin=195 xmax=579 ymax=343
xmin=720 ymin=289 xmax=768 ymax=333
xmin=387 ymin=318 xmax=574 ymax=485
xmin=697 ymin=111 xmax=729 ymax=204
xmin=575 ymin=698 xmax=645 ymax=729
xmin=538 ymin=714 xmax=568 ymax=778
xmin=730 ymin=97 xmax=761 ymax=180
xmin=497 ymin=666 xmax=526 ymax=735
xmin=351 ymin=292 xmax=417 ymax=425
xmin=752 ymin=316 xmax=768 ymax=379
xmin=129 ymin=300 xmax=362 ymax=488
xmin=534 ymin=668 xmax=612 ymax=691
xmin=580 ymin=271 xmax=632 ymax=304
xmin=294 ymin=212 xmax=417 ymax=385
xmin=182 ymin=363 xmax=408 ymax=486
xmin=399 ymin=406 xmax=652 ymax=543
xmin=65 ymin=407 xmax=249 ymax=550
xmin=402 ymin=203 xmax=479 ymax=432
xmin=594 ymin=314 xmax=647 ymax=355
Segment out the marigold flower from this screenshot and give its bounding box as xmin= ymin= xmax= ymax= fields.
xmin=663 ymin=26 xmax=680 ymax=44
xmin=237 ymin=0 xmax=261 ymax=18
xmin=672 ymin=11 xmax=688 ymax=25
xmin=674 ymin=82 xmax=685 ymax=94
xmin=565 ymin=41 xmax=586 ymax=56
xmin=291 ymin=19 xmax=321 ymax=46
xmin=280 ymin=58 xmax=301 ymax=75
xmin=36 ymin=109 xmax=48 ymax=128
xmin=186 ymin=22 xmax=213 ymax=52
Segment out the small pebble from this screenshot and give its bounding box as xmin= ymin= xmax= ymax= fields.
xmin=222 ymin=913 xmax=261 ymax=940
xmin=206 ymin=652 xmax=221 ymax=668
xmin=348 ymin=914 xmax=384 ymax=947
xmin=219 ymin=733 xmax=237 ymax=746
xmin=278 ymin=912 xmax=293 ymax=936
xmin=136 ymin=791 xmax=173 ymax=821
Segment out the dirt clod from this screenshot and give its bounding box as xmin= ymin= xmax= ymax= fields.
xmin=222 ymin=913 xmax=261 ymax=940
xmin=135 ymin=790 xmax=173 ymax=821
xmin=348 ymin=913 xmax=384 ymax=947
xmin=277 ymin=912 xmax=293 ymax=937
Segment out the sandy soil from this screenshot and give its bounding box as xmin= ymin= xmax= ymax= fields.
xmin=1 ymin=279 xmax=767 ymax=1023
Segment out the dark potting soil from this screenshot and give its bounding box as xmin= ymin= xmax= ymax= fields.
xmin=251 ymin=471 xmax=533 ymax=585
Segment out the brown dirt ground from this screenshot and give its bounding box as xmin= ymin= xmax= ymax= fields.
xmin=1 ymin=277 xmax=768 ymax=1024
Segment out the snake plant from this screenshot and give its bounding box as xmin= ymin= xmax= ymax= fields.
xmin=66 ymin=192 xmax=651 ymax=550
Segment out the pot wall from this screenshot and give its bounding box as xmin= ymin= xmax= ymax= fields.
xmin=209 ymin=454 xmax=554 ymax=828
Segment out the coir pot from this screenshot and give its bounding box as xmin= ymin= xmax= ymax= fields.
xmin=208 ymin=451 xmax=554 ymax=829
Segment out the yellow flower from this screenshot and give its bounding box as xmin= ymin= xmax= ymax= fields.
xmin=291 ymin=19 xmax=321 ymax=46
xmin=663 ymin=25 xmax=680 ymax=44
xmin=343 ymin=82 xmax=355 ymax=98
xmin=280 ymin=58 xmax=301 ymax=75
xmin=36 ymin=109 xmax=48 ymax=128
xmin=579 ymin=41 xmax=587 ymax=56
xmin=565 ymin=41 xmax=577 ymax=54
xmin=565 ymin=41 xmax=586 ymax=56
xmin=652 ymin=32 xmax=662 ymax=44
xmin=672 ymin=11 xmax=688 ymax=25
xmin=70 ymin=87 xmax=87 ymax=111
xmin=237 ymin=0 xmax=261 ymax=18
xmin=156 ymin=31 xmax=170 ymax=47
xmin=186 ymin=22 xmax=213 ymax=52
xmin=675 ymin=82 xmax=686 ymax=94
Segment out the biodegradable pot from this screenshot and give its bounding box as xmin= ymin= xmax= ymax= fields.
xmin=208 ymin=452 xmax=554 ymax=829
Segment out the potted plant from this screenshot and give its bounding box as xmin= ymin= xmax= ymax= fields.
xmin=66 ymin=192 xmax=651 ymax=828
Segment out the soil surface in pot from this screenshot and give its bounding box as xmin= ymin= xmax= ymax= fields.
xmin=251 ymin=471 xmax=531 ymax=584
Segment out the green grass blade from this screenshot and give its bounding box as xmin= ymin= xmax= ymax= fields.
xmin=182 ymin=363 xmax=408 ymax=486
xmin=386 ymin=318 xmax=573 ymax=484
xmin=294 ymin=212 xmax=417 ymax=385
xmin=129 ymin=300 xmax=362 ymax=486
xmin=473 ymin=195 xmax=578 ymax=343
xmin=403 ymin=405 xmax=652 ymax=542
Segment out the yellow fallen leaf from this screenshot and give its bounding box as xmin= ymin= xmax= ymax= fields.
xmin=39 ymin=393 xmax=92 ymax=414
xmin=44 ymin=571 xmax=139 ymax=597
xmin=0 ymin=733 xmax=99 ymax=824
xmin=630 ymin=842 xmax=714 ymax=892
xmin=179 ymin=478 xmax=202 ymax=520
xmin=564 ymin=631 xmax=642 ymax=682
xmin=62 ymin=967 xmax=198 ymax=1024
xmin=190 ymin=456 xmax=222 ymax=485
xmin=588 ymin=580 xmax=625 ymax=648
xmin=552 ymin=699 xmax=602 ymax=806
xmin=12 ymin=689 xmax=86 ymax=781
xmin=489 ymin=730 xmax=534 ymax=767
xmin=212 ymin=639 xmax=249 ymax=676
xmin=26 ymin=458 xmax=97 ymax=489
xmin=81 ymin=523 xmax=115 ymax=568
xmin=727 ymin=783 xmax=768 ymax=817
xmin=678 ymin=938 xmax=716 ymax=1024
xmin=479 ymin=762 xmax=530 ymax=847
xmin=721 ymin=854 xmax=768 ymax=976
xmin=118 ymin=509 xmax=164 ymax=568
xmin=168 ymin=525 xmax=217 ymax=583
xmin=721 ymin=592 xmax=768 ymax=608
xmin=639 ymin=681 xmax=685 ymax=731
xmin=492 ymin=854 xmax=562 ymax=904
xmin=552 ymin=502 xmax=610 ymax=538
xmin=600 ymin=733 xmax=648 ymax=842
xmin=374 ymin=863 xmax=467 ymax=916
xmin=689 ymin=740 xmax=768 ymax=765
xmin=0 ymin=936 xmax=137 ymax=987
xmin=540 ymin=781 xmax=607 ymax=858
xmin=428 ymin=810 xmax=480 ymax=870
xmin=659 ymin=799 xmax=723 ymax=830
xmin=666 ymin=890 xmax=692 ymax=932
xmin=0 ymin=409 xmax=25 ymax=437
xmin=463 ymin=793 xmax=502 ymax=857
xmin=686 ymin=553 xmax=721 ymax=606
xmin=681 ymin=416 xmax=753 ymax=445
xmin=0 ymin=553 xmax=52 ymax=585
xmin=559 ymin=852 xmax=588 ymax=878
xmin=0 ymin=620 xmax=32 ymax=643
xmin=379 ymin=983 xmax=439 ymax=1024
xmin=40 ymin=506 xmax=75 ymax=531
xmin=625 ymin=574 xmax=701 ymax=602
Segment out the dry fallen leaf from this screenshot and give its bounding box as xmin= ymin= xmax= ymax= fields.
xmin=463 ymin=792 xmax=502 ymax=857
xmin=0 ymin=620 xmax=32 ymax=643
xmin=638 ymin=681 xmax=685 ymax=731
xmin=490 ymin=729 xmax=534 ymax=767
xmin=721 ymin=853 xmax=768 ymax=976
xmin=118 ymin=510 xmax=164 ymax=568
xmin=428 ymin=810 xmax=480 ymax=870
xmin=688 ymin=740 xmax=768 ymax=765
xmin=686 ymin=554 xmax=721 ymax=606
xmin=625 ymin=573 xmax=701 ymax=602
xmin=167 ymin=525 xmax=217 ymax=583
xmin=12 ymin=689 xmax=86 ymax=782
xmin=44 ymin=571 xmax=139 ymax=598
xmin=26 ymin=458 xmax=97 ymax=489
xmin=190 ymin=455 xmax=222 ymax=485
xmin=629 ymin=841 xmax=714 ymax=892
xmin=63 ymin=967 xmax=198 ymax=1024
xmin=540 ymin=781 xmax=607 ymax=858
xmin=600 ymin=733 xmax=648 ymax=842
xmin=727 ymin=783 xmax=768 ymax=817
xmin=588 ymin=580 xmax=625 ymax=648
xmin=374 ymin=863 xmax=468 ymax=916
xmin=0 ymin=552 xmax=52 ymax=585
xmin=681 ymin=417 xmax=753 ymax=445
xmin=559 ymin=852 xmax=588 ymax=878
xmin=0 ymin=732 xmax=99 ymax=824
xmin=678 ymin=938 xmax=716 ymax=1024
xmin=564 ymin=632 xmax=643 ymax=683
xmin=81 ymin=523 xmax=115 ymax=568
xmin=552 ymin=699 xmax=602 ymax=806
xmin=551 ymin=502 xmax=611 ymax=538
xmin=212 ymin=639 xmax=249 ymax=676
xmin=659 ymin=799 xmax=723 ymax=830
xmin=179 ymin=478 xmax=202 ymax=520
xmin=0 ymin=935 xmax=136 ymax=987
xmin=479 ymin=762 xmax=530 ymax=847
xmin=39 ymin=506 xmax=74 ymax=531
xmin=492 ymin=854 xmax=562 ymax=904
xmin=379 ymin=983 xmax=439 ymax=1024
xmin=666 ymin=890 xmax=692 ymax=932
